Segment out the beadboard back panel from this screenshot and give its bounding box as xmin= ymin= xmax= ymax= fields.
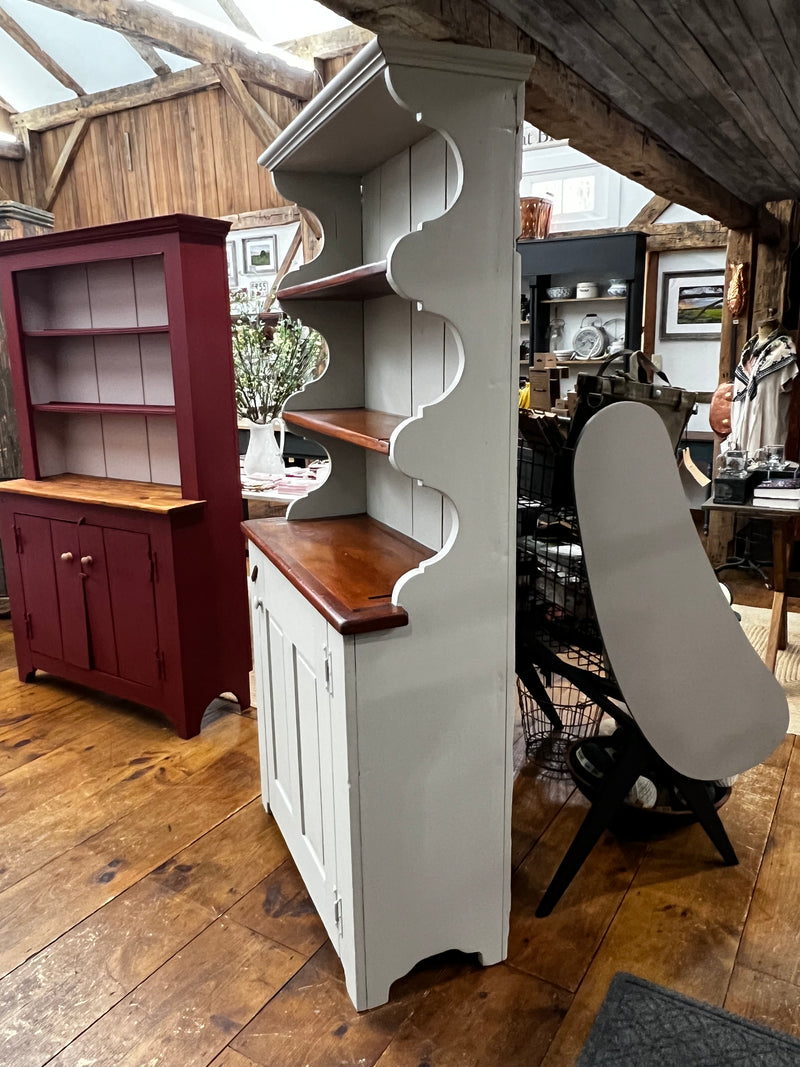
xmin=361 ymin=132 xmax=459 ymax=550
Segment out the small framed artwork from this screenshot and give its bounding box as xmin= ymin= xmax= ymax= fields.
xmin=226 ymin=242 xmax=237 ymax=288
xmin=659 ymin=269 xmax=724 ymax=341
xmin=242 ymin=235 xmax=278 ymax=274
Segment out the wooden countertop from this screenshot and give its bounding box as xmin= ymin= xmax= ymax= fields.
xmin=243 ymin=513 xmax=432 ymax=634
xmin=0 ymin=474 xmax=205 ymax=514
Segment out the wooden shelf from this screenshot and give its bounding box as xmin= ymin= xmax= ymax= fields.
xmin=243 ymin=514 xmax=432 ymax=634
xmin=555 ymin=357 xmax=615 ymax=367
xmin=283 ymin=408 xmax=404 ymax=454
xmin=23 ymin=326 xmax=169 ymax=338
xmin=0 ymin=474 xmax=204 ymax=514
xmin=541 ymin=296 xmax=625 ymax=304
xmin=279 ymin=261 xmax=393 ymax=302
xmin=32 ymin=402 xmax=176 ymax=416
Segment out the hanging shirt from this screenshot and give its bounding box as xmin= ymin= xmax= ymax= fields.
xmin=728 ymin=329 xmax=798 ymax=455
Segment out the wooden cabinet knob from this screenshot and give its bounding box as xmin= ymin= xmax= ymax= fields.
xmin=60 ymin=551 xmax=73 ymax=562
xmin=81 ymin=555 xmax=93 ymax=566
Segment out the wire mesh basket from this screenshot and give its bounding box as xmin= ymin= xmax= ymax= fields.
xmin=517 ymin=671 xmax=604 ymax=776
xmin=516 ymin=410 xmax=606 ymax=773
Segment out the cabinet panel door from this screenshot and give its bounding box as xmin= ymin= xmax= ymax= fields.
xmin=261 ymin=563 xmax=339 ymax=944
xmin=50 ymin=519 xmax=90 ymax=669
xmin=77 ymin=524 xmax=118 ymax=676
xmin=102 ymin=527 xmax=160 ymax=688
xmin=14 ymin=514 xmax=63 ymax=661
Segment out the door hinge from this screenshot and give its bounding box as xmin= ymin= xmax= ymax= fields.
xmin=24 ymin=611 xmax=32 ymax=638
xmin=333 ymin=891 xmax=343 ymax=934
xmin=155 ymin=649 xmax=166 ymax=680
xmin=323 ymin=646 xmax=333 ymax=696
xmin=13 ymin=523 xmax=22 ymax=554
xmin=149 ymin=549 xmax=159 ymax=583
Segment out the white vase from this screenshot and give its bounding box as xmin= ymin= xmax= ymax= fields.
xmin=243 ymin=417 xmax=285 ymax=483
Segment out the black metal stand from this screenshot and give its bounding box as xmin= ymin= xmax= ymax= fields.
xmin=715 ymin=554 xmax=771 ymax=588
xmin=535 ymin=726 xmax=738 ymax=918
xmin=516 ymin=627 xmax=739 ymax=918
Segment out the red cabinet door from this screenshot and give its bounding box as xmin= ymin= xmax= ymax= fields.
xmin=13 ymin=514 xmax=64 ymax=661
xmin=76 ymin=523 xmax=118 ymax=677
xmin=49 ymin=519 xmax=90 ymax=670
xmin=101 ymin=527 xmax=160 ymax=688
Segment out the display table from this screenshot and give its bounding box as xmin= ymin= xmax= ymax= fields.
xmin=702 ymin=497 xmax=800 ymax=672
xmin=240 ymin=460 xmax=329 ymax=517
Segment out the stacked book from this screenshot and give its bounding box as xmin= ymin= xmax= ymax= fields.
xmin=753 ymin=478 xmax=800 ymax=509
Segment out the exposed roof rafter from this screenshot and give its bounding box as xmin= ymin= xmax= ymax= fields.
xmin=0 ymin=3 xmax=85 ymax=96
xmin=16 ymin=64 xmax=221 ymax=131
xmin=43 ymin=115 xmax=90 ymax=208
xmin=26 ymin=0 xmax=316 ymax=99
xmin=125 ymin=35 xmax=171 ymax=77
xmin=629 ymin=195 xmax=673 ymax=228
xmin=214 ymin=0 xmax=258 ymax=39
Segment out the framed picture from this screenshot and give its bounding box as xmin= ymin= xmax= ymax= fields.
xmin=242 ymin=234 xmax=278 ymax=274
xmin=225 ymin=242 xmax=237 ymax=288
xmin=659 ymin=269 xmax=724 ymax=341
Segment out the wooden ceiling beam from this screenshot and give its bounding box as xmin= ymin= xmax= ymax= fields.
xmin=318 ymin=0 xmax=757 ymax=230
xmin=558 ymin=219 xmax=728 ymax=250
xmin=125 ymin=36 xmax=171 ymax=78
xmin=0 ymin=140 xmax=25 ymax=159
xmin=221 ymin=205 xmax=301 ymax=230
xmin=278 ymin=25 xmax=374 ymax=63
xmin=43 ymin=116 xmax=90 ymax=209
xmin=26 ymin=0 xmax=315 ymax=100
xmin=0 ymin=5 xmax=85 ymax=96
xmin=14 ymin=64 xmax=221 ymax=132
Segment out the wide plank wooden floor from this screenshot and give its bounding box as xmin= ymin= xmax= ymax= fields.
xmin=2 ymin=588 xmax=800 ymax=1066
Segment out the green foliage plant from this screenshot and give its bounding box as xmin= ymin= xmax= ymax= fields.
xmin=232 ymin=297 xmax=324 ymax=424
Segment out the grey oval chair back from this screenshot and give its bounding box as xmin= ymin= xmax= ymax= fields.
xmin=573 ymin=401 xmax=788 ymax=781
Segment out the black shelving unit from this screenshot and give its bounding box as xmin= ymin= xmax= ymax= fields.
xmin=518 ymin=231 xmax=647 ymax=360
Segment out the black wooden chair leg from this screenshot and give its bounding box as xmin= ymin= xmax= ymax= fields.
xmin=536 ymin=732 xmax=649 ymax=917
xmin=673 ymin=774 xmax=739 ymax=866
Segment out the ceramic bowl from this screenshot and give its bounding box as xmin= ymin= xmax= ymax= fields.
xmin=546 ymin=286 xmax=574 ymax=300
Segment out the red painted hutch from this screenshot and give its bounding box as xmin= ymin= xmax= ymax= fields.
xmin=0 ymin=214 xmax=251 ymax=737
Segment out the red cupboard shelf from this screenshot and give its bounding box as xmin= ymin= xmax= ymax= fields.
xmin=32 ymin=402 xmax=176 ymax=416
xmin=23 ymin=326 xmax=170 ymax=337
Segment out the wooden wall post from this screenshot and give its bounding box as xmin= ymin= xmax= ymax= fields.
xmin=0 ymin=202 xmax=54 ymax=606
xmin=705 ymin=226 xmax=758 ymax=566
xmin=12 ymin=126 xmax=47 ymax=210
xmin=752 ymin=201 xmax=797 ymax=326
xmin=641 ymin=248 xmax=659 ymax=355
